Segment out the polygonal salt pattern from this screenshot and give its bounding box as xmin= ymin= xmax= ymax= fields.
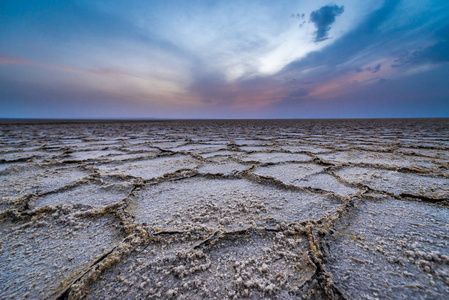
xmin=97 ymin=155 xmax=199 ymax=179
xmin=132 ymin=177 xmax=342 ymax=231
xmin=253 ymin=163 xmax=359 ymax=196
xmin=85 ymin=230 xmax=318 ymax=299
xmin=325 ymin=196 xmax=449 ymax=299
xmin=197 ymin=161 xmax=247 ymax=176
xmin=240 ymin=152 xmax=312 ymax=164
xmin=169 ymin=144 xmax=225 ymax=153
xmin=280 ymin=145 xmax=333 ymax=153
xmin=336 ymin=166 xmax=449 ymax=200
xmin=253 ymin=163 xmax=326 ymax=182
xmin=0 ymin=214 xmax=124 ymax=299
xmin=0 ymin=118 xmax=448 ymax=299
xmin=33 ymin=179 xmax=134 ymax=209
xmin=64 ymin=149 xmax=125 ymax=161
xmin=317 ymin=150 xmax=444 ymax=170
xmin=0 ymin=164 xmax=91 ymax=202
xmin=200 ymin=150 xmax=239 ymax=159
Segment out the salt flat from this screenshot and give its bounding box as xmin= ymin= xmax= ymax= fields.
xmin=0 ymin=119 xmax=448 ymax=299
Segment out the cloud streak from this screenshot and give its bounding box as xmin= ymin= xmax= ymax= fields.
xmin=0 ymin=54 xmax=144 ymax=79
xmin=391 ymin=45 xmax=449 ymax=68
xmin=366 ymin=63 xmax=382 ymax=73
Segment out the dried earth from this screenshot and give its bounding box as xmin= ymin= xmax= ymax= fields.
xmin=0 ymin=119 xmax=448 ymax=299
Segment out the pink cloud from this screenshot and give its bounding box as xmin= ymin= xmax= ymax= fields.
xmin=0 ymin=54 xmax=34 ymax=66
xmin=0 ymin=53 xmax=139 ymax=79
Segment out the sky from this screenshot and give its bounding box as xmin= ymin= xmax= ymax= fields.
xmin=1 ymin=0 xmax=448 ymax=119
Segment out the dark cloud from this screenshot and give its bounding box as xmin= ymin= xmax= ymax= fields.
xmin=285 ymin=0 xmax=400 ymax=73
xmin=366 ymin=63 xmax=382 ymax=73
xmin=300 ymin=80 xmax=314 ymax=85
xmin=288 ymin=88 xmax=309 ymax=99
xmin=202 ymin=99 xmax=213 ymax=104
xmin=279 ymin=88 xmax=312 ymax=110
xmin=392 ymin=25 xmax=449 ymax=68
xmin=283 ymin=77 xmax=314 ymax=85
xmin=391 ymin=40 xmax=449 ymax=67
xmin=291 ymin=13 xmax=305 ymax=19
xmin=310 ymin=4 xmax=344 ymax=42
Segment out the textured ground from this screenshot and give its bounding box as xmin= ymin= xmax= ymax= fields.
xmin=0 ymin=119 xmax=448 ymax=299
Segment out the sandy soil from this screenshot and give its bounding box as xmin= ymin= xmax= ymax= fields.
xmin=0 ymin=119 xmax=448 ymax=299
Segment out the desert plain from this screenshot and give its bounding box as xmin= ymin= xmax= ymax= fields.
xmin=0 ymin=119 xmax=448 ymax=299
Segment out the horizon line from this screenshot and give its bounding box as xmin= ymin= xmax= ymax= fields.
xmin=1 ymin=116 xmax=448 ymax=124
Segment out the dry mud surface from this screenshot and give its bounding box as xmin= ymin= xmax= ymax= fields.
xmin=0 ymin=118 xmax=448 ymax=299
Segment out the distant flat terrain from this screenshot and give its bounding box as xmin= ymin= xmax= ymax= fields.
xmin=0 ymin=119 xmax=448 ymax=299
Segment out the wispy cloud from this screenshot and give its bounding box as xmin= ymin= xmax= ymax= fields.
xmin=391 ymin=26 xmax=449 ymax=67
xmin=366 ymin=63 xmax=382 ymax=73
xmin=0 ymin=54 xmax=34 ymax=66
xmin=0 ymin=53 xmax=145 ymax=79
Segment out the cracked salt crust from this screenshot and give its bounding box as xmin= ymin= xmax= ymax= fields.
xmin=33 ymin=180 xmax=134 ymax=208
xmin=253 ymin=163 xmax=359 ymax=196
xmin=325 ymin=196 xmax=449 ymax=298
xmin=337 ymin=166 xmax=449 ymax=199
xmin=132 ymin=177 xmax=341 ymax=232
xmin=240 ymin=152 xmax=312 ymax=164
xmin=0 ymin=213 xmax=124 ymax=299
xmin=317 ymin=150 xmax=443 ymax=170
xmin=97 ymin=155 xmax=199 ymax=179
xmin=0 ymin=118 xmax=448 ymax=299
xmin=85 ymin=230 xmax=316 ymax=299
xmin=0 ymin=164 xmax=90 ymax=203
xmin=197 ymin=161 xmax=247 ymax=176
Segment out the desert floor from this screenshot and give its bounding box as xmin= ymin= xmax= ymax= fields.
xmin=1 ymin=119 xmax=448 ymax=299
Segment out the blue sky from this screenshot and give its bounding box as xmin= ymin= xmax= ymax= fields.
xmin=1 ymin=0 xmax=448 ymax=118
